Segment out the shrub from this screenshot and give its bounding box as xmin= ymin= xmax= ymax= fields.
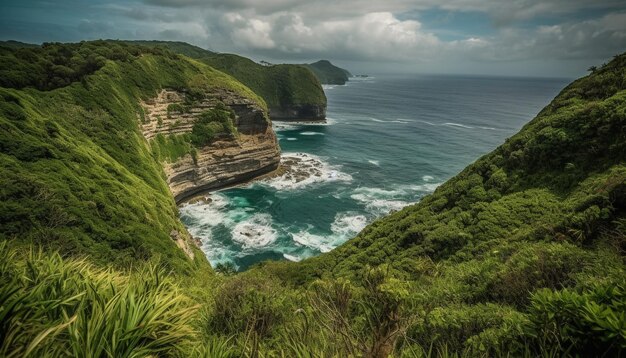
xmin=207 ymin=272 xmax=289 ymax=339
xmin=0 ymin=242 xmax=198 ymax=357
xmin=489 ymin=242 xmax=590 ymax=306
xmin=167 ymin=103 xmax=185 ymax=115
xmin=409 ymin=303 xmax=529 ymax=355
xmin=190 ymin=122 xmax=215 ymax=147
xmin=526 ymin=282 xmax=626 ymax=356
xmin=305 ymin=266 xmax=415 ymax=358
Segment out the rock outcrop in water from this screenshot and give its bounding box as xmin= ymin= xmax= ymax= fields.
xmin=140 ymin=89 xmax=281 ymax=202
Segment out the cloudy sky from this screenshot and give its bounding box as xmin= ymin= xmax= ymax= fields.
xmin=1 ymin=0 xmax=625 ymax=77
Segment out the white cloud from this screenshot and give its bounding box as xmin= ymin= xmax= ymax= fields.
xmin=13 ymin=0 xmax=620 ymax=76
xmin=223 ymin=13 xmax=275 ymax=48
xmin=113 ymin=3 xmax=625 ymax=75
xmin=143 ymin=0 xmax=626 ymax=24
xmin=218 ymin=11 xmax=443 ymax=61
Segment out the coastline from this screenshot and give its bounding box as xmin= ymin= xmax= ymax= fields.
xmin=178 ymin=151 xmax=340 ymax=205
xmin=180 ymin=164 xmax=287 ymax=205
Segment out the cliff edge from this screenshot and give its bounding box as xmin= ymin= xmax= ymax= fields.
xmin=125 ymin=42 xmax=329 ymax=122
xmin=0 ymin=40 xmax=280 ymax=271
xmin=140 ymin=88 xmax=280 ymax=202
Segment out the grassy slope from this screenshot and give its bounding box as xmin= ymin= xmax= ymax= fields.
xmin=123 ymin=40 xmax=216 ymax=59
xmin=202 ymin=54 xmax=327 ymax=108
xmin=305 ymin=60 xmax=352 ymax=85
xmin=245 ymin=54 xmax=626 ymax=355
xmin=295 ymin=54 xmax=626 ymax=279
xmin=0 ymin=41 xmax=264 ymax=274
xmin=2 ymin=42 xmax=625 ymax=357
xmin=124 ymin=42 xmax=327 ymax=109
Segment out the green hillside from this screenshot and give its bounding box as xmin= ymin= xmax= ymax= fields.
xmin=4 ymin=40 xmax=327 ymax=114
xmin=123 ymin=40 xmax=216 ymax=59
xmin=120 ymin=41 xmax=327 ymax=114
xmin=1 ymin=41 xmax=625 ymax=357
xmin=0 ymin=40 xmax=39 ymax=49
xmin=0 ymin=40 xmax=264 ymax=273
xmin=251 ymin=53 xmax=626 ymax=356
xmin=258 ymin=54 xmax=626 ymax=355
xmin=305 ymin=59 xmax=352 ymax=85
xmin=297 ymin=55 xmax=626 ymax=279
xmin=203 ymin=53 xmax=326 ymax=108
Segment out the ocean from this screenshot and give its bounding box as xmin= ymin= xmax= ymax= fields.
xmin=180 ymin=74 xmax=571 ymax=270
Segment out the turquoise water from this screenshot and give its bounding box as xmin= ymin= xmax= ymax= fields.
xmin=180 ymin=74 xmax=570 ymax=270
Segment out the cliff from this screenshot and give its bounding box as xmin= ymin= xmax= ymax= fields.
xmin=124 ymin=42 xmax=328 ymax=122
xmin=201 ymin=54 xmax=328 ymax=121
xmin=2 ymin=41 xmax=625 ymax=357
xmin=305 ymin=60 xmax=352 ymax=85
xmin=267 ymin=103 xmax=326 ymax=121
xmin=0 ymin=40 xmax=273 ymax=272
xmin=139 ymin=89 xmax=280 ymax=202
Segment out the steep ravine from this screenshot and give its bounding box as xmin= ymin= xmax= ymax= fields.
xmin=140 ymin=89 xmax=281 ymax=202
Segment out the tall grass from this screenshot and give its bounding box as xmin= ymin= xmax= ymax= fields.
xmin=0 ymin=241 xmax=198 ymax=357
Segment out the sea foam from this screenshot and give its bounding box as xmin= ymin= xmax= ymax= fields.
xmin=331 ymin=212 xmax=368 ymax=237
xmin=369 ymin=117 xmax=409 ymax=124
xmin=350 ymin=182 xmax=442 ymax=215
xmin=261 ymin=153 xmax=352 ymax=190
xmin=282 ymin=253 xmax=302 ymax=262
xmin=291 ymin=212 xmax=367 ymax=253
xmin=443 ymin=122 xmax=473 ymax=129
xmin=300 ymin=131 xmax=325 ymax=136
xmin=232 ymin=213 xmax=277 ymax=248
xmin=292 ymin=230 xmax=334 ymax=253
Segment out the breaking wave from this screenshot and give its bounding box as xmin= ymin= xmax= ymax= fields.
xmin=261 ymin=153 xmax=352 ymax=190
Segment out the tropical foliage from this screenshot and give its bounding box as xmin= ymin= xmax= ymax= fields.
xmin=0 ymin=41 xmax=625 ymax=357
xmin=122 ymin=41 xmax=328 ymax=109
xmin=0 ymin=40 xmax=263 ymax=272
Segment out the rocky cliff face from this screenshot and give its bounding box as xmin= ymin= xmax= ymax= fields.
xmin=269 ymin=104 xmax=326 ymax=122
xmin=140 ymin=89 xmax=280 ymax=202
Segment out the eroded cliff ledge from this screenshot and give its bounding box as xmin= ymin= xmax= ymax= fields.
xmin=140 ymin=89 xmax=280 ymax=203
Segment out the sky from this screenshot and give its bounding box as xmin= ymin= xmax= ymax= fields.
xmin=1 ymin=0 xmax=625 ymax=77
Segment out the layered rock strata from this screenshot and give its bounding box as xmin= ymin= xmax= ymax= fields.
xmin=140 ymin=89 xmax=280 ymax=202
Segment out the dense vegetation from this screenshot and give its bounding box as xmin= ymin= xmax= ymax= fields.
xmin=1 ymin=40 xmax=625 ymax=357
xmin=251 ymin=53 xmax=626 ymax=355
xmin=201 ymin=54 xmax=327 ymax=109
xmin=125 ymin=40 xmax=216 ymax=58
xmin=122 ymin=41 xmax=328 ymax=111
xmin=0 ymin=242 xmax=202 ymax=357
xmin=0 ymin=40 xmax=175 ymax=90
xmin=0 ymin=40 xmax=263 ymax=273
xmin=305 ymin=60 xmax=352 ymax=85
